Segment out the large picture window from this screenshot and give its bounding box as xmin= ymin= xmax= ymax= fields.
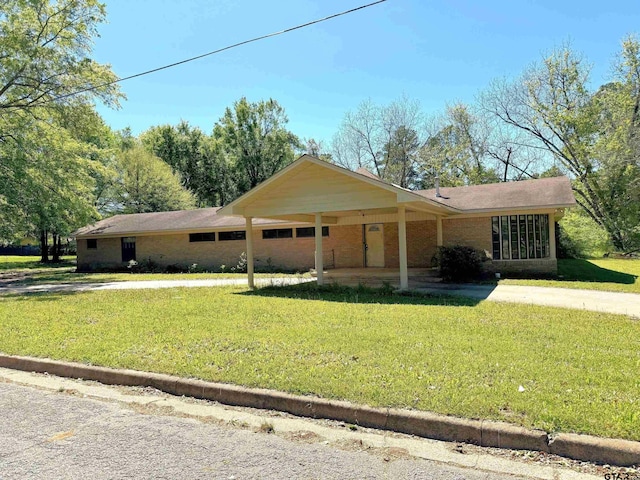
xmin=491 ymin=214 xmax=550 ymax=260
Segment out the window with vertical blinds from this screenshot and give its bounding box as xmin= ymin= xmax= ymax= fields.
xmin=492 ymin=214 xmax=550 ymax=260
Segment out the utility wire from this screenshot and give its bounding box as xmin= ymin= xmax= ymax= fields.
xmin=54 ymin=0 xmax=389 ymax=102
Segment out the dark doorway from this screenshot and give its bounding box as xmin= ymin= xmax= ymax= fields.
xmin=121 ymin=237 xmax=136 ymax=262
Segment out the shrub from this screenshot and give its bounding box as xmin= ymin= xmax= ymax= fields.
xmin=558 ymin=209 xmax=613 ymax=258
xmin=435 ymin=245 xmax=487 ymax=282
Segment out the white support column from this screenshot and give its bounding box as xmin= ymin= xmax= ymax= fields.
xmin=245 ymin=216 xmax=255 ymax=289
xmin=436 ymin=215 xmax=443 ymax=247
xmin=398 ymin=205 xmax=408 ymax=290
xmin=549 ymin=211 xmax=557 ymax=260
xmin=315 ymin=213 xmax=324 ymax=286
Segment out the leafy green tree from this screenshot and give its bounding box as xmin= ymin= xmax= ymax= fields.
xmin=0 ymin=0 xmax=122 ymax=259
xmin=114 ymin=146 xmax=195 ymax=214
xmin=419 ymin=104 xmax=500 ymax=188
xmin=141 ymin=122 xmax=207 ymax=200
xmin=213 ymin=97 xmax=300 ymax=197
xmin=382 ymin=125 xmax=420 ymax=188
xmin=481 ymin=38 xmax=640 ymax=251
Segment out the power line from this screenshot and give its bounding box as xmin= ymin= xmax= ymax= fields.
xmin=54 ymin=0 xmax=389 ymax=102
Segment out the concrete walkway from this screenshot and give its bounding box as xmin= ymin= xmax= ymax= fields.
xmin=1 ymin=276 xmax=638 ymax=318
xmin=0 ymin=276 xmax=314 ymax=295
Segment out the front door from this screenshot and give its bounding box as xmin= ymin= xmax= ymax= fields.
xmin=121 ymin=237 xmax=136 ymax=262
xmin=365 ymin=224 xmax=384 ymax=267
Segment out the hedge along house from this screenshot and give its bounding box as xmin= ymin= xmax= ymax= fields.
xmin=75 ymin=155 xmax=576 ymax=288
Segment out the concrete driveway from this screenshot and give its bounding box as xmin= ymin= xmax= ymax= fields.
xmin=416 ymin=284 xmax=640 ymax=318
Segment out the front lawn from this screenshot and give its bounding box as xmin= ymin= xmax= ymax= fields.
xmin=500 ymin=258 xmax=640 ymax=294
xmin=1 ymin=284 xmax=638 ymax=441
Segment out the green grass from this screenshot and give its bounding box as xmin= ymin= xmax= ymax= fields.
xmin=0 ymin=255 xmax=75 ymax=271
xmin=500 ymin=258 xmax=640 ymax=294
xmin=0 ymin=255 xmax=309 ymax=286
xmin=1 ymin=283 xmax=638 ymax=441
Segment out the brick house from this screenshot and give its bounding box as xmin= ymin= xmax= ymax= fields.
xmin=75 ymin=155 xmax=576 ymax=287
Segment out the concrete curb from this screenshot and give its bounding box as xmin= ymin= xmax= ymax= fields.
xmin=1 ymin=354 xmax=638 ymax=467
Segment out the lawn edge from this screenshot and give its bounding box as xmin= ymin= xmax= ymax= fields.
xmin=1 ymin=353 xmax=638 ymax=467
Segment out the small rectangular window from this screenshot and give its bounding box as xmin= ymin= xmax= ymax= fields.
xmin=218 ymin=231 xmax=246 ymax=241
xmin=262 ymin=228 xmax=293 ymax=239
xmin=87 ymin=239 xmax=97 ymax=250
xmin=189 ymin=232 xmax=216 ymax=242
xmin=295 ymin=226 xmax=329 ymax=238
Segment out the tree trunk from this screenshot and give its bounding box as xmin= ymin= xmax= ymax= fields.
xmin=52 ymin=234 xmax=61 ymax=263
xmin=39 ymin=230 xmax=49 ymax=263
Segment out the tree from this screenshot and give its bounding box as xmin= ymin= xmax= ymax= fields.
xmin=331 ymin=96 xmax=423 ymax=187
xmin=419 ymin=104 xmax=500 ymax=188
xmin=114 ymin=146 xmax=195 ymax=214
xmin=0 ymin=0 xmax=122 ymax=259
xmin=0 ymin=0 xmax=120 ymax=113
xmin=304 ymin=138 xmax=332 ymax=162
xmin=481 ymin=38 xmax=640 ymax=251
xmin=140 ymin=121 xmax=219 ymax=206
xmin=212 ymin=97 xmax=300 ymax=199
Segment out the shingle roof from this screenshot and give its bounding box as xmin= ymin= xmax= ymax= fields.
xmin=75 ymin=176 xmax=575 ymax=238
xmin=416 ymin=176 xmax=576 ymax=212
xmin=74 ymin=207 xmax=288 ymax=237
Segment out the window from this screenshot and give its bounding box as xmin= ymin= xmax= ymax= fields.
xmin=87 ymin=239 xmax=97 ymax=250
xmin=218 ymin=230 xmax=245 ymax=241
xmin=189 ymin=232 xmax=216 ymax=242
xmin=262 ymin=228 xmax=293 ymax=239
xmin=121 ymin=237 xmax=136 ymax=262
xmin=491 ymin=215 xmax=550 ymax=260
xmin=295 ymin=226 xmax=329 ymax=238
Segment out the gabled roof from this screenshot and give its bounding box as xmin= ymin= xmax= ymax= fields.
xmin=217 ymin=154 xmax=459 ymax=217
xmin=73 ymin=207 xmax=288 ymax=238
xmin=417 ymin=176 xmax=576 ymax=212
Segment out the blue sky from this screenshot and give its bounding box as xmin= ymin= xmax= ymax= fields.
xmin=93 ymin=0 xmax=640 ymax=144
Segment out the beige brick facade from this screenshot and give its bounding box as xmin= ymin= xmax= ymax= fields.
xmin=77 ymin=215 xmax=556 ymax=274
xmin=78 ymin=225 xmax=365 ymax=272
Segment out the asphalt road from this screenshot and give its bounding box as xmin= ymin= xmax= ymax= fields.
xmin=0 ymin=381 xmax=535 ymax=480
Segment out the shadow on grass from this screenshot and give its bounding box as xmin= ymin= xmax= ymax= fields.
xmin=239 ymin=282 xmax=483 ymax=307
xmin=0 ymin=290 xmax=83 ymax=302
xmin=557 ymin=259 xmax=638 ymax=284
xmin=0 ymin=259 xmax=75 ymax=272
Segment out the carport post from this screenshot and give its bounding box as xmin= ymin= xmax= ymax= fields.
xmin=245 ymin=216 xmax=255 ymax=289
xmin=315 ymin=212 xmax=324 ymax=286
xmin=398 ymin=205 xmax=409 ymax=290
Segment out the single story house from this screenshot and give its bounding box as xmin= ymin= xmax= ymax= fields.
xmin=75 ymin=154 xmax=576 ymax=288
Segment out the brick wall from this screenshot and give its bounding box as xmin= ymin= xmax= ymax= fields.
xmin=442 ymin=216 xmax=557 ymax=275
xmin=77 ymin=216 xmax=556 ymax=275
xmin=382 ymin=220 xmax=437 ymax=268
xmin=77 ymin=224 xmax=365 ymax=272
xmin=442 ymin=217 xmax=492 ymax=254
xmin=77 ymin=237 xmax=122 ymax=270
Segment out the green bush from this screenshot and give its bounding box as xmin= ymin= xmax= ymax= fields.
xmin=558 ymin=210 xmax=612 ymax=258
xmin=435 ymin=245 xmax=487 ymax=282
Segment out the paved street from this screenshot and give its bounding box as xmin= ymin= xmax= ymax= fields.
xmin=0 ymin=375 xmax=602 ymax=480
